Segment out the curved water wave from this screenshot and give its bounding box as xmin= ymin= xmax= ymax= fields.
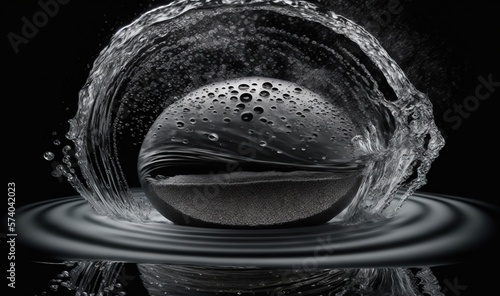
xmin=63 ymin=0 xmax=444 ymax=222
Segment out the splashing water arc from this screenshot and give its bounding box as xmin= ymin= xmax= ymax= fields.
xmin=65 ymin=0 xmax=444 ymax=223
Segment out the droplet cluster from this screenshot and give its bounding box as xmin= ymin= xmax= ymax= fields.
xmin=140 ymin=77 xmax=359 ymax=173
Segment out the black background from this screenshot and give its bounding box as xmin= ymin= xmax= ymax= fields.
xmin=2 ymin=0 xmax=499 ymax=295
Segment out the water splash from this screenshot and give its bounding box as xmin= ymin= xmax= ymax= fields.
xmin=61 ymin=0 xmax=443 ymax=222
xmin=64 ymin=261 xmax=124 ymax=296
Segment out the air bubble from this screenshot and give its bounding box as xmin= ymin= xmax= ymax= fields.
xmin=236 ymin=103 xmax=246 ymax=110
xmin=259 ymin=117 xmax=268 ymax=123
xmin=176 ymin=121 xmax=185 ymax=128
xmin=53 ymin=139 xmax=61 ymax=146
xmin=223 ymin=117 xmax=231 ymax=123
xmin=189 ymin=118 xmax=196 ymax=124
xmin=259 ymin=141 xmax=267 ymax=147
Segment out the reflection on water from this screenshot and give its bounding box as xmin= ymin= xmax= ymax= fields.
xmin=137 ymin=264 xmax=444 ymax=295
xmin=35 ymin=261 xmax=442 ymax=296
xmin=17 ymin=191 xmax=497 ymax=295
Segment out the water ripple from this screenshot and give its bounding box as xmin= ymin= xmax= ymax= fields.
xmin=17 ymin=190 xmax=498 ymax=267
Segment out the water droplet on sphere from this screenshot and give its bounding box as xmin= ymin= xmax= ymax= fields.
xmin=238 ymin=84 xmax=250 ymax=90
xmin=262 ymin=82 xmax=273 ymax=89
xmin=241 ymin=112 xmax=254 ymax=121
xmin=253 ymin=106 xmax=264 ymax=114
xmin=208 ymin=133 xmax=219 ymax=141
xmin=240 ymin=93 xmax=252 ymax=103
xmin=259 ymin=90 xmax=270 ymax=97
